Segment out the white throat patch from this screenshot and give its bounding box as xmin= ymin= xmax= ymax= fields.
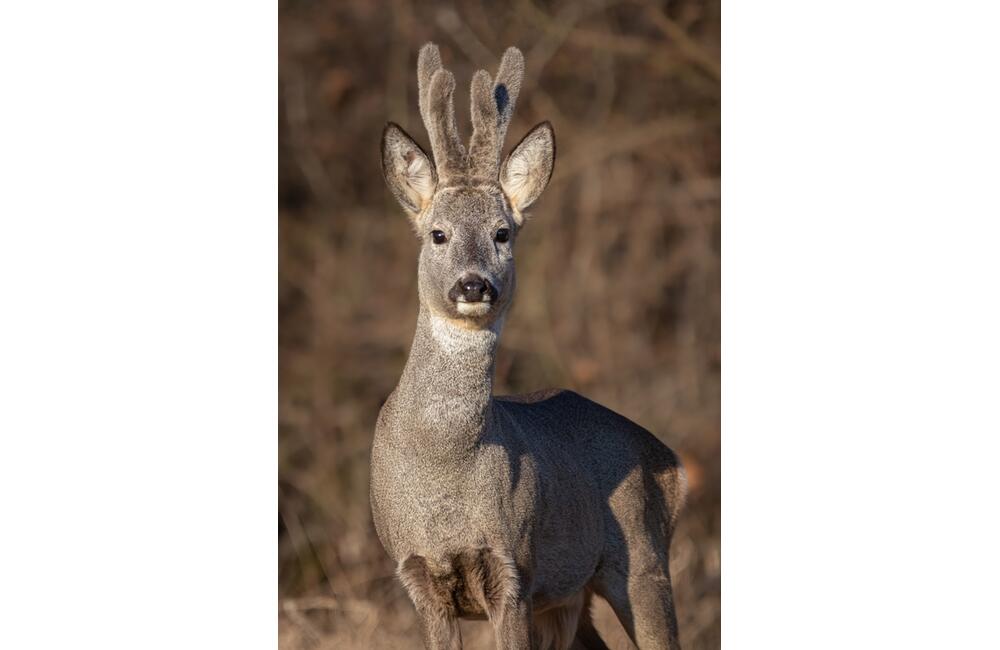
xmin=428 ymin=313 xmax=502 ymax=356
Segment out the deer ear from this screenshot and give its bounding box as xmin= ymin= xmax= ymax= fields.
xmin=381 ymin=122 xmax=437 ymax=216
xmin=500 ymin=121 xmax=555 ymax=220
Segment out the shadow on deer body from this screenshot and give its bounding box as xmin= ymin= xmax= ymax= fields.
xmin=370 ymin=43 xmax=687 ymax=650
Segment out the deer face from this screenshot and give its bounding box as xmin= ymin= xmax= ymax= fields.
xmin=415 ymin=185 xmax=516 ymax=324
xmin=381 ymin=44 xmax=555 ymax=328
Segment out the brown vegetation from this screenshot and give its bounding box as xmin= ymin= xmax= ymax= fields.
xmin=279 ymin=0 xmax=719 ymax=647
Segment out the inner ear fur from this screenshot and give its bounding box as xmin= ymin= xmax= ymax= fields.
xmin=500 ymin=121 xmax=555 ymax=220
xmin=381 ymin=122 xmax=437 ymax=216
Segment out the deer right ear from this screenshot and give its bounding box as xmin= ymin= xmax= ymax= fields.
xmin=500 ymin=121 xmax=555 ymax=223
xmin=381 ymin=122 xmax=437 ymax=216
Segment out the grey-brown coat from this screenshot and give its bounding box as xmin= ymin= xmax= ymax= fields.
xmin=371 ymin=43 xmax=686 ymax=650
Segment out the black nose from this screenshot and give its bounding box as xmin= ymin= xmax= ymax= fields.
xmin=456 ymin=275 xmax=493 ymax=302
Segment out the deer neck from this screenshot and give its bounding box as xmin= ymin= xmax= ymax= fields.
xmin=394 ymin=305 xmax=501 ymax=450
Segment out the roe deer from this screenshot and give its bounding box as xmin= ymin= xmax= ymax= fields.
xmin=370 ymin=43 xmax=687 ymax=650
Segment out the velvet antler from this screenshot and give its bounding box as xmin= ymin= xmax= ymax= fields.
xmin=468 ymin=47 xmax=525 ymax=180
xmin=417 ymin=43 xmax=467 ymax=180
xmin=415 ymin=44 xmax=527 ymax=184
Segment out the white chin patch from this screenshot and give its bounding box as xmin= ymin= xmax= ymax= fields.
xmin=456 ymin=302 xmax=491 ymax=316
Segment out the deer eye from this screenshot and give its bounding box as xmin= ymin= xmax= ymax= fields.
xmin=495 ymin=228 xmax=510 ymax=243
xmin=431 ymin=230 xmax=447 ymax=244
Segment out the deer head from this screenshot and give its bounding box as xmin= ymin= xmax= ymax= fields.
xmin=381 ymin=43 xmax=555 ymax=329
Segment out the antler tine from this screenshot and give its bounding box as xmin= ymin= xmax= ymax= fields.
xmin=417 ymin=43 xmax=466 ymax=179
xmin=494 ymin=47 xmax=525 ymax=141
xmin=417 ymin=43 xmax=442 ymax=130
xmin=468 ymin=69 xmax=496 ymax=177
xmin=468 ymin=47 xmax=525 ymax=180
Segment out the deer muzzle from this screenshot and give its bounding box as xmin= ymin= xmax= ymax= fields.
xmin=450 ymin=274 xmax=498 ymax=304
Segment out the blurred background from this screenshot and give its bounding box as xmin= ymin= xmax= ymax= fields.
xmin=279 ymin=0 xmax=719 ymax=647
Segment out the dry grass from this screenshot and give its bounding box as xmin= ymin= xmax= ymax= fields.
xmin=279 ymin=0 xmax=719 ymax=647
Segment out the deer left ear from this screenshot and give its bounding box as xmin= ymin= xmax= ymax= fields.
xmin=382 ymin=122 xmax=437 ymax=217
xmin=500 ymin=121 xmax=555 ymax=222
